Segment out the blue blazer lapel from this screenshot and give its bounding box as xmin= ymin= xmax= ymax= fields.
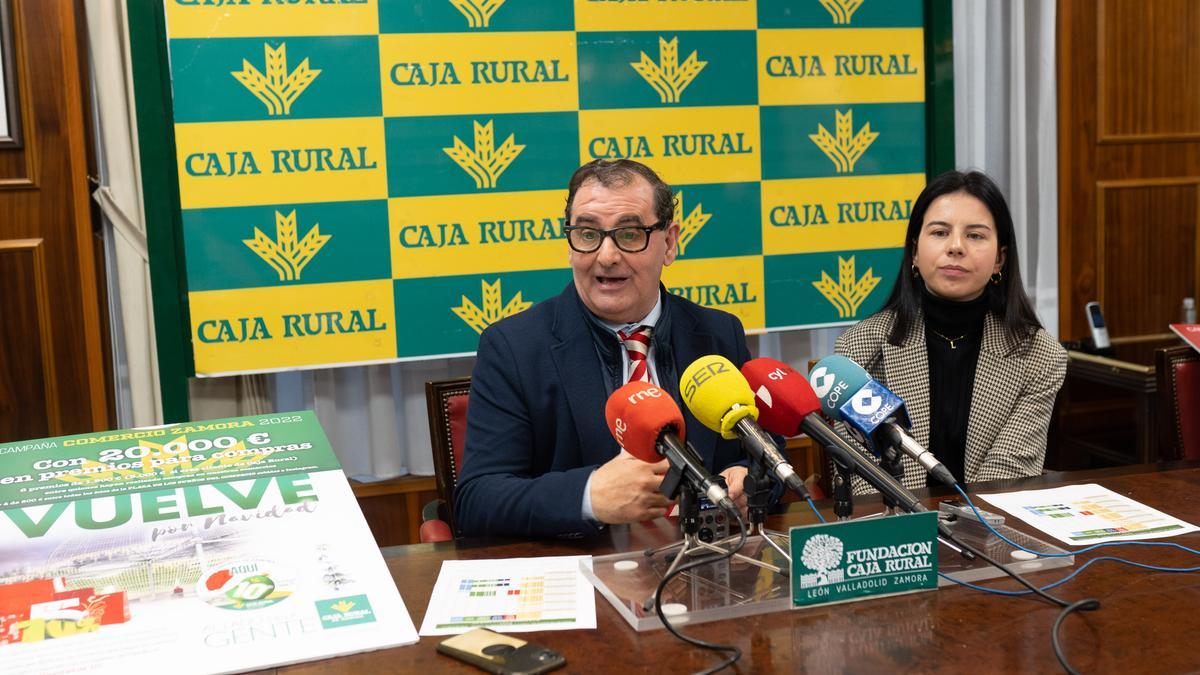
xmin=549 ymin=289 xmax=619 ymax=465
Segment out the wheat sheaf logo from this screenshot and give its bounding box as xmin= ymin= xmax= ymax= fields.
xmin=243 ymin=210 xmax=331 ymax=282
xmin=453 ymin=279 xmax=533 ymax=333
xmin=444 ymin=120 xmax=525 ymax=190
xmin=801 ymin=534 xmax=845 ymax=586
xmin=809 ymin=109 xmax=878 ymax=173
xmin=675 ymin=191 xmax=711 ymax=256
xmin=813 ymin=255 xmax=881 ymax=318
xmin=820 ymin=0 xmax=864 ymax=25
xmin=232 ymin=43 xmax=320 ymax=116
xmin=632 ymin=37 xmax=707 ymax=104
xmin=329 ymin=600 xmax=356 ymax=614
xmin=450 ymin=0 xmax=506 ymax=28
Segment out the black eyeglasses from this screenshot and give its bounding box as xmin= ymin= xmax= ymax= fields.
xmin=563 ymin=221 xmax=667 ymax=253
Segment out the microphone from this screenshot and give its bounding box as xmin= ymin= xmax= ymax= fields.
xmin=739 ymin=357 xmax=926 ymax=513
xmin=679 ymin=355 xmax=809 ymax=499
xmin=604 ymin=381 xmax=735 ymax=513
xmin=809 ymin=355 xmax=958 ymax=487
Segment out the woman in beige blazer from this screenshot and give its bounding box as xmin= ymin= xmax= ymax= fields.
xmin=836 ymin=170 xmax=1066 ymax=492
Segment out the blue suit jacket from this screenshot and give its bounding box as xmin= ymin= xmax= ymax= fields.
xmin=454 ymin=283 xmax=752 ymax=538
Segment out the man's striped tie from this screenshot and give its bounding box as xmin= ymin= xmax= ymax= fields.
xmin=618 ymin=325 xmax=653 ymax=383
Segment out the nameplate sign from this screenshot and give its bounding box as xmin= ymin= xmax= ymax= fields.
xmin=790 ymin=511 xmax=937 ymax=608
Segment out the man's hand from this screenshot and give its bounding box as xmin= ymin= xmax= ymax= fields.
xmin=719 ymin=465 xmax=749 ymax=518
xmin=589 ymin=451 xmax=673 ymax=525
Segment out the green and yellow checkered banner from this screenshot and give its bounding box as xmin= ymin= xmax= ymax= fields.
xmin=165 ymin=0 xmax=925 ymax=376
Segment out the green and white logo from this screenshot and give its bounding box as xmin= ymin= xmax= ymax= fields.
xmin=809 ymin=109 xmax=878 ymax=173
xmin=812 ymin=255 xmax=881 ymax=319
xmin=231 ymin=43 xmax=320 ymax=116
xmin=443 ymin=120 xmax=525 ymax=190
xmin=791 ymin=512 xmax=938 ymax=607
xmin=631 ymin=37 xmax=707 ymax=104
xmin=316 ymin=594 xmax=376 ymax=629
xmin=243 ymin=210 xmax=332 ymax=282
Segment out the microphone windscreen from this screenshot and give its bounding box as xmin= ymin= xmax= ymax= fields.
xmin=680 ymin=355 xmax=757 ymax=440
xmin=740 ymin=357 xmax=821 ymax=436
xmin=809 ymin=355 xmax=871 ymax=420
xmin=604 ymin=381 xmax=685 ymax=464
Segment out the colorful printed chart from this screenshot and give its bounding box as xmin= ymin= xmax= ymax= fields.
xmin=419 ymin=555 xmax=596 ymax=635
xmin=161 ymin=0 xmax=927 ymax=375
xmin=979 ymin=484 xmax=1199 ymax=545
xmin=0 ymin=413 xmax=418 ymax=674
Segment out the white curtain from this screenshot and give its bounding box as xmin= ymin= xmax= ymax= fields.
xmin=953 ymin=0 xmax=1060 ymax=335
xmin=84 ymin=0 xmax=163 ymax=427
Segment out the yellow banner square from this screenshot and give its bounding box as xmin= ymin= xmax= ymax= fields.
xmin=759 ymin=28 xmax=925 ymax=106
xmin=390 ymin=190 xmax=571 ymax=279
xmin=761 ymin=173 xmax=926 ymax=255
xmin=165 ymin=0 xmax=379 ymax=39
xmin=379 ymin=32 xmax=578 ymax=116
xmin=578 ymin=106 xmax=761 ymax=187
xmin=663 ymin=255 xmax=765 ymax=331
xmin=190 ymin=280 xmax=396 ymax=376
xmin=174 ymin=118 xmax=388 ymax=210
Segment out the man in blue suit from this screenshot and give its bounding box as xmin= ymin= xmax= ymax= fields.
xmin=454 ymin=159 xmax=752 ymax=538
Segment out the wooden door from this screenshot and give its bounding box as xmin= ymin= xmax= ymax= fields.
xmin=0 ymin=0 xmax=109 ymax=441
xmin=1058 ymin=0 xmax=1200 ymax=340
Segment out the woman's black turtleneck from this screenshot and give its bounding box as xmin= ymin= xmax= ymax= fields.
xmin=922 ymin=288 xmax=989 ymax=487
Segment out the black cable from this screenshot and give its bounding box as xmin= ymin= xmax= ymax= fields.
xmin=653 ymin=505 xmax=748 ymax=675
xmin=942 ymin=530 xmax=1075 ymax=609
xmin=1051 ymin=598 xmax=1101 ymax=675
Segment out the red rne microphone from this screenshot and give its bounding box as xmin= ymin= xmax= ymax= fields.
xmin=604 ymin=381 xmax=685 ymax=463
xmin=604 ymin=381 xmax=732 ymax=510
xmin=740 ymin=358 xmax=822 ymax=436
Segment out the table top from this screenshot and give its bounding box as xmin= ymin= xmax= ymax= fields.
xmin=273 ymin=463 xmax=1200 ymax=674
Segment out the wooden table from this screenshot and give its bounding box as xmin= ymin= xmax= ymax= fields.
xmin=275 ymin=463 xmax=1200 ymax=674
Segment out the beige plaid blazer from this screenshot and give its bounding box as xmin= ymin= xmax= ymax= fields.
xmin=834 ymin=309 xmax=1067 ymax=492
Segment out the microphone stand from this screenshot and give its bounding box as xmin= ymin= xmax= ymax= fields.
xmin=642 ymin=469 xmax=783 ymax=611
xmin=710 ymin=458 xmax=791 ymax=567
xmin=831 ymin=454 xmax=855 ymax=521
xmin=879 ymin=447 xmax=905 ymax=515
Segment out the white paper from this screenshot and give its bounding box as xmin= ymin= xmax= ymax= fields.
xmin=978 ymin=483 xmax=1200 ymax=546
xmin=419 ymin=555 xmax=596 ymax=636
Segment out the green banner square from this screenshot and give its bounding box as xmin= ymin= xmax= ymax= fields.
xmin=671 ymin=182 xmax=762 ymax=261
xmin=183 ymin=200 xmax=391 ymax=292
xmin=763 ymin=248 xmax=900 ymax=328
xmin=759 ymin=0 xmax=923 ymax=28
xmin=169 ymin=36 xmax=382 ymax=123
xmin=385 ymin=112 xmax=580 ymax=198
xmin=379 ymin=0 xmax=574 ymax=33
xmin=760 ymin=103 xmax=926 ymax=180
xmin=577 ymin=31 xmax=758 ymax=110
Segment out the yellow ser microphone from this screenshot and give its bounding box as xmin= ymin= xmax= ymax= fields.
xmin=680 ymin=355 xmax=808 ymax=498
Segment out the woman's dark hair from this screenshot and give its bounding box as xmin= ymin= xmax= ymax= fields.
xmin=881 ymin=170 xmax=1043 ymax=346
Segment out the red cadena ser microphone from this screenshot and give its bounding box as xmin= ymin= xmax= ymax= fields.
xmin=605 ymin=381 xmax=734 ymax=513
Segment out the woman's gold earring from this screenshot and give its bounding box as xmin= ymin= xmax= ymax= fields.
xmin=991 ymin=271 xmax=1003 ymax=284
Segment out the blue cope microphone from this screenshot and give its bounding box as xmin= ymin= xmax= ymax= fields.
xmin=809 ymin=355 xmax=958 ymax=487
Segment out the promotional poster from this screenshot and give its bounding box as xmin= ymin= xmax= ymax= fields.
xmin=0 ymin=412 xmax=418 ymax=674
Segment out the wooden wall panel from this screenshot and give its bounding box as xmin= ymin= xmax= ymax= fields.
xmin=1097 ymin=180 xmax=1200 ymax=335
xmin=1059 ymin=0 xmax=1200 ymax=340
xmin=0 ymin=239 xmax=58 ymax=440
xmin=1098 ymin=0 xmax=1200 ymax=142
xmin=0 ymin=0 xmax=110 ymax=440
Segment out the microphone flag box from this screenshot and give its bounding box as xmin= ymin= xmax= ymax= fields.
xmin=790 ymin=512 xmax=938 ymax=608
xmin=837 ymin=381 xmax=908 ymax=454
xmin=0 ymin=411 xmax=418 ymax=674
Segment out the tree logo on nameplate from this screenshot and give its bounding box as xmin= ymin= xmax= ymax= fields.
xmin=674 ymin=191 xmax=711 ymax=257
xmin=243 ymin=210 xmax=331 ymax=282
xmin=820 ymin=0 xmax=864 ymax=25
xmin=800 ymin=534 xmax=845 ymax=587
xmin=443 ymin=120 xmax=525 ymax=190
xmin=631 ymin=37 xmax=707 ymax=104
xmin=452 ymin=279 xmax=533 ymax=334
xmin=813 ymin=255 xmax=880 ymax=318
xmin=231 ymin=43 xmax=320 ymax=116
xmin=809 ymin=109 xmax=878 ymax=173
xmin=449 ymin=0 xmax=507 ymax=28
